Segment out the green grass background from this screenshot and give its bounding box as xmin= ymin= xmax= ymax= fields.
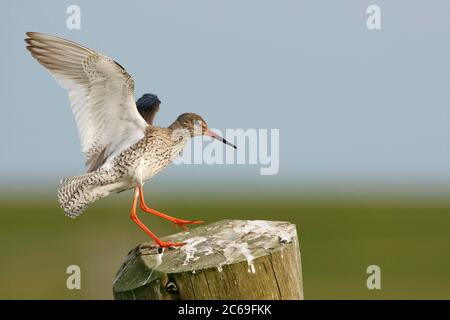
xmin=0 ymin=191 xmax=449 ymax=299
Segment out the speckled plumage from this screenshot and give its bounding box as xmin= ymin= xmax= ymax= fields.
xmin=58 ymin=124 xmax=191 ymax=218
xmin=26 ymin=32 xmax=235 ymax=246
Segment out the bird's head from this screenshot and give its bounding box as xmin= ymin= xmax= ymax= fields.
xmin=171 ymin=113 xmax=236 ymax=149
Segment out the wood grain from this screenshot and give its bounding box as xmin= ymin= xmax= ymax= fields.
xmin=113 ymin=220 xmax=303 ymax=300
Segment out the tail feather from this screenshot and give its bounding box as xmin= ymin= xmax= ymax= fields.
xmin=57 ymin=172 xmax=106 ymax=218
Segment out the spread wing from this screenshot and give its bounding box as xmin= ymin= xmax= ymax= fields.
xmin=25 ymin=32 xmax=148 ymax=172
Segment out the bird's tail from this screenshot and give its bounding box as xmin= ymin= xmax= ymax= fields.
xmin=57 ymin=172 xmax=107 ymax=218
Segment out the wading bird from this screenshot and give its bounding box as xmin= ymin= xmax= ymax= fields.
xmin=25 ymin=32 xmax=236 ymax=248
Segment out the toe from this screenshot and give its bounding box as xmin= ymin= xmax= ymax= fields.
xmin=158 ymin=241 xmax=186 ymax=248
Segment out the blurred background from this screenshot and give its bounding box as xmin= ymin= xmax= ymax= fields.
xmin=1 ymin=0 xmax=450 ymax=299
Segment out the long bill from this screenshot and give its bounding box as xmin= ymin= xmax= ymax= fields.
xmin=206 ymin=130 xmax=237 ymax=149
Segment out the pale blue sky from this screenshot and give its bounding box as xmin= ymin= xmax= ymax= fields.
xmin=1 ymin=0 xmax=450 ymax=188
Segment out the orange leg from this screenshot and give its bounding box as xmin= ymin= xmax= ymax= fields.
xmin=138 ymin=185 xmax=203 ymax=230
xmin=130 ymin=187 xmax=185 ymax=248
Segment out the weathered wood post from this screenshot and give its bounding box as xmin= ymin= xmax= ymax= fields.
xmin=113 ymin=220 xmax=303 ymax=300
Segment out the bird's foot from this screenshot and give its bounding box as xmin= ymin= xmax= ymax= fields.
xmin=156 ymin=240 xmax=186 ymax=248
xmin=171 ymin=219 xmax=204 ymax=230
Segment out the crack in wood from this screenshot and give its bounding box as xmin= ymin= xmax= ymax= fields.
xmin=113 ymin=220 xmax=303 ymax=300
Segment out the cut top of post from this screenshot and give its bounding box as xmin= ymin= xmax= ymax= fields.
xmin=113 ymin=219 xmax=298 ymax=293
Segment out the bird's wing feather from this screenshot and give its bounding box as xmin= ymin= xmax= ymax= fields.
xmin=25 ymin=32 xmax=148 ymax=172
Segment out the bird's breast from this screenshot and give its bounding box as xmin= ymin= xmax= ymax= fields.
xmin=132 ymin=139 xmax=186 ymax=183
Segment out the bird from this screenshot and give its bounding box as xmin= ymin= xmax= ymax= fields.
xmin=25 ymin=32 xmax=236 ymax=248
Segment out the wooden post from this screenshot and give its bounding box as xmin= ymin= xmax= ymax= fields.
xmin=113 ymin=220 xmax=303 ymax=300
